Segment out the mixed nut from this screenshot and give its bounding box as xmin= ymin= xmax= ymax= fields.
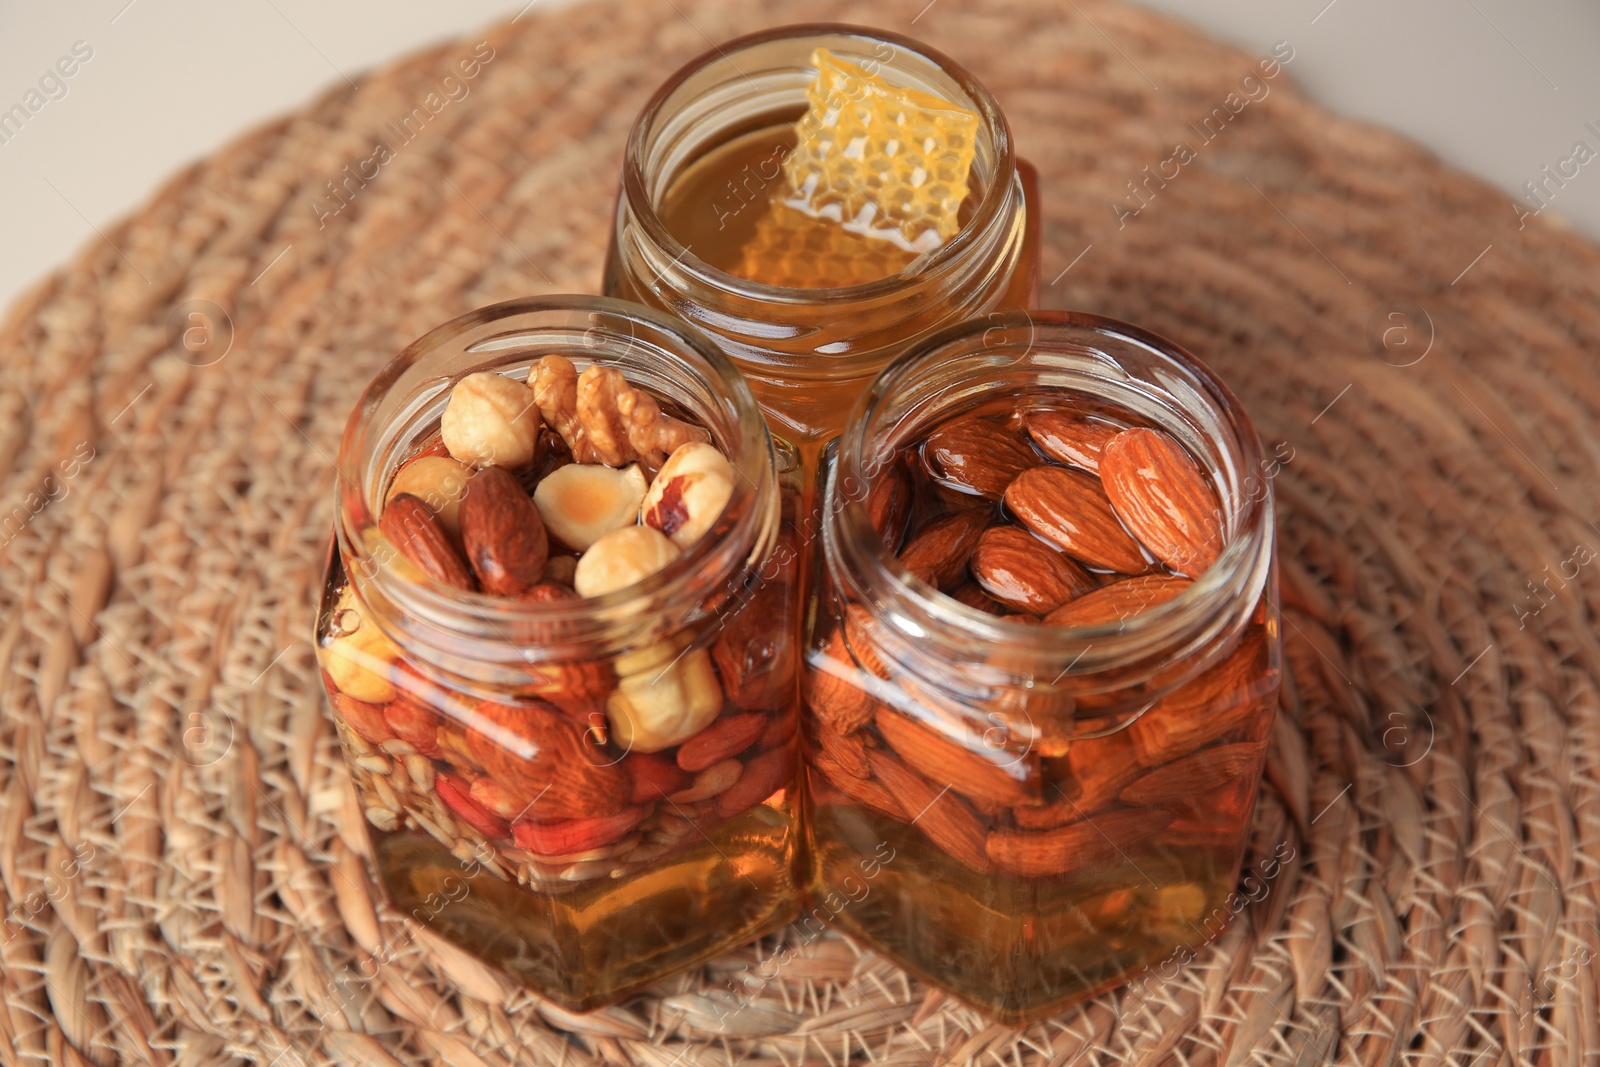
xmin=806 ymin=395 xmax=1275 ymax=880
xmin=319 ymin=356 xmax=797 ymax=889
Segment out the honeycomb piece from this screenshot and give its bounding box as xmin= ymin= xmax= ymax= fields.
xmin=783 ymin=49 xmax=979 ymax=248
xmin=736 ymin=199 xmax=920 ymax=288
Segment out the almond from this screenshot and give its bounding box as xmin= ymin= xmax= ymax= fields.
xmin=1043 ymin=574 xmax=1192 ymax=627
xmin=1010 ymin=797 xmax=1085 ymax=831
xmin=626 ymin=752 xmax=692 ymax=803
xmin=970 ymin=525 xmax=1094 ymax=614
xmin=465 ymin=697 xmax=628 ymax=821
xmin=985 ymin=807 xmax=1173 ymax=877
xmin=331 ymin=692 xmax=394 ymax=746
xmin=518 ymin=581 xmax=578 ymax=604
xmin=804 ymin=626 xmax=878 ymax=735
xmin=518 ymin=657 xmax=615 ymax=720
xmin=1119 ymin=741 xmax=1264 ymax=806
xmin=949 ymin=582 xmax=1007 ymax=615
xmin=383 ymin=695 xmax=444 ymax=758
xmin=865 ymin=457 xmax=913 ymax=553
xmin=512 ymin=806 xmax=646 ymax=855
xmin=868 ymin=749 xmax=992 ymax=871
xmin=922 ymin=417 xmax=1038 ymax=499
xmin=1015 ymin=734 xmax=1144 ymax=829
xmin=808 ymin=712 xmax=872 ymax=780
xmin=1004 ymin=466 xmax=1150 ymax=574
xmin=1127 ymin=629 xmax=1273 ymax=764
xmin=898 ymin=508 xmax=990 ymax=590
xmin=386 ymin=455 xmax=471 ymax=538
xmin=713 ymin=743 xmax=794 ymax=819
xmin=1099 ymin=428 xmax=1223 ymax=577
xmin=756 ymin=710 xmax=796 ymax=752
xmin=380 ymin=492 xmax=476 ymax=590
xmin=873 ymin=706 xmax=1040 ymax=807
xmin=1024 ymin=410 xmax=1119 ymax=472
xmin=811 ymin=751 xmax=906 ymax=820
xmin=435 ymin=774 xmax=512 ymax=840
xmin=469 ymin=776 xmax=529 ymax=819
xmin=712 ymin=560 xmax=796 ymax=711
xmin=1061 ymin=730 xmax=1146 ymax=805
xmin=842 ymin=603 xmax=891 ymax=678
xmin=459 ymin=466 xmax=549 ymax=596
xmin=676 ymin=712 xmax=767 ymax=772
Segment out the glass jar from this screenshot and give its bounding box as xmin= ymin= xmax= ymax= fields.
xmin=315 ymin=297 xmax=802 ymax=1011
xmin=804 ymin=310 xmax=1282 ymax=1025
xmin=602 ymin=24 xmax=1041 ymax=454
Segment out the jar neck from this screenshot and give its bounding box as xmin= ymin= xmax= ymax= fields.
xmin=823 ymin=311 xmax=1276 ymax=720
xmin=611 ymin=24 xmax=1028 ymax=440
xmin=335 ymin=297 xmax=778 ymax=687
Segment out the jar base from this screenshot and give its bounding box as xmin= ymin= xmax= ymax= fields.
xmin=810 ymin=805 xmax=1244 ymax=1026
xmin=376 ymin=805 xmax=801 ymax=1012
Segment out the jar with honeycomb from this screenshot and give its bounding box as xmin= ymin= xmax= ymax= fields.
xmin=805 ymin=311 xmax=1282 ymax=1024
xmin=315 ymin=297 xmax=802 ymax=1010
xmin=603 ymin=25 xmax=1040 ymax=454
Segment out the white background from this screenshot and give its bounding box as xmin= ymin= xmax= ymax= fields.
xmin=1 ymin=0 xmax=1597 ymax=314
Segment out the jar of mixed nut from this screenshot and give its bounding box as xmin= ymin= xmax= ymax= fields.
xmin=806 ymin=311 xmax=1282 ymax=1024
xmin=316 ymin=297 xmax=801 ymax=1010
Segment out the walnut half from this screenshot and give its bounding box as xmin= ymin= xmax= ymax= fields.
xmin=533 ymin=354 xmax=710 ymax=468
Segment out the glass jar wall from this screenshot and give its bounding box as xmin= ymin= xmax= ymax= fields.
xmin=315 ymin=297 xmax=801 ymax=1011
xmin=804 ymin=311 xmax=1282 ymax=1024
xmin=603 ymin=24 xmax=1040 ymax=453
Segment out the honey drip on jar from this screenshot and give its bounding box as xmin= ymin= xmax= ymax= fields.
xmin=658 ymin=49 xmax=981 ymax=289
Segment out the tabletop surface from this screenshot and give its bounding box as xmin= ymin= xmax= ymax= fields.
xmin=2 ymin=0 xmax=1600 ymax=316
xmin=0 ymin=0 xmax=1597 ymax=1064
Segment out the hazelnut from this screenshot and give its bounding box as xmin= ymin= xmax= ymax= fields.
xmin=532 ymin=463 xmax=648 ymax=550
xmin=387 ymin=455 xmax=471 ymax=537
xmin=605 ymin=647 xmax=723 ymax=752
xmin=440 ymin=371 xmax=541 ymax=468
xmin=613 ymin=635 xmax=685 ymax=678
xmin=322 ymin=588 xmax=400 ymax=704
xmin=640 ymin=441 xmax=735 ymax=549
xmin=573 ymin=525 xmax=679 ymax=598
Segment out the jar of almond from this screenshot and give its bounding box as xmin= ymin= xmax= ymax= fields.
xmin=316 ymin=297 xmax=801 ymax=1011
xmin=806 ymin=310 xmax=1281 ymax=1025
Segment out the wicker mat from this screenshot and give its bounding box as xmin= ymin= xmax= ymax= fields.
xmin=2 ymin=0 xmax=1597 ymax=1063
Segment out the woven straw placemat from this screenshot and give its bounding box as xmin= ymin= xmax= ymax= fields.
xmin=3 ymin=0 xmax=1597 ymax=1063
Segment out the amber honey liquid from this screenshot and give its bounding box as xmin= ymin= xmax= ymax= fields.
xmin=376 ymin=806 xmax=797 ymax=1009
xmin=660 ymin=122 xmax=971 ymax=288
xmin=654 ymin=123 xmax=999 ymax=450
xmin=608 ymin=116 xmax=1036 ymax=454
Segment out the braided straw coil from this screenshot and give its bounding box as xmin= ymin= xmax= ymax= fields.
xmin=1 ymin=0 xmax=1597 ymax=1064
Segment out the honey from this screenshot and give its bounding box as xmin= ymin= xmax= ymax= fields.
xmin=657 ymin=46 xmax=982 ymax=290
xmin=659 ymin=124 xmax=933 ymax=288
xmin=604 ymin=27 xmax=1038 ymax=445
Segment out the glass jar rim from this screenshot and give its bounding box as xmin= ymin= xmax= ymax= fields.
xmin=619 ymin=22 xmax=1017 ymax=302
xmin=827 ymin=308 xmax=1274 ymax=683
xmin=335 ymin=295 xmax=777 ymax=648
